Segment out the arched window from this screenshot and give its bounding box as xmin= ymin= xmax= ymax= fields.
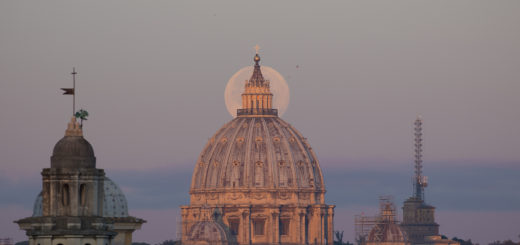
xmin=279 ymin=161 xmax=287 ymax=187
xmin=255 ymin=162 xmax=264 ymax=187
xmin=62 ymin=184 xmax=70 ymax=206
xmin=297 ymin=161 xmax=307 ymax=186
xmin=231 ymin=161 xmax=240 ymax=188
xmin=79 ymin=184 xmax=87 ymax=206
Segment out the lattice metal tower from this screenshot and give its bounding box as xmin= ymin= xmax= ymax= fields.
xmin=401 ymin=116 xmax=439 ymax=244
xmin=413 ymin=116 xmax=428 ymax=200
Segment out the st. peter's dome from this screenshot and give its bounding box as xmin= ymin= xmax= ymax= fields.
xmin=190 ymin=116 xmax=325 ymax=204
xmin=181 ymin=51 xmax=334 ymax=245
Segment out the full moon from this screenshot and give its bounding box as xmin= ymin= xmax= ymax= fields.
xmin=225 ymin=66 xmax=290 ymax=117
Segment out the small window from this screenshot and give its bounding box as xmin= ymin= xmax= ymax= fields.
xmin=280 ymin=219 xmax=290 ymax=236
xmin=62 ymin=184 xmax=70 ymax=206
xmin=253 ymin=219 xmax=265 ymax=236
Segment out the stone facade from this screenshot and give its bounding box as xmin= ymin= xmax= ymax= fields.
xmin=181 ymin=53 xmax=334 ymax=245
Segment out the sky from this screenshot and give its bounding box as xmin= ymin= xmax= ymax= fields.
xmin=1 ymin=0 xmax=520 ymax=244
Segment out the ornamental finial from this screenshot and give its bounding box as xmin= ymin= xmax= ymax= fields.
xmin=254 ymin=45 xmax=261 ymax=65
xmin=65 ymin=116 xmax=83 ymax=136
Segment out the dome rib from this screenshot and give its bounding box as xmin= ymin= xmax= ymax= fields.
xmin=282 ymin=120 xmax=324 ymax=190
xmin=250 ymin=118 xmax=270 ymax=188
xmin=270 ymin=118 xmax=297 ymax=188
xmin=262 ymin=118 xmax=278 ymax=188
xmin=201 ymin=122 xmax=236 ymax=188
xmin=220 ymin=118 xmax=246 ymax=188
xmin=280 ymin=120 xmax=312 ymax=188
xmin=243 ymin=118 xmax=255 ymax=188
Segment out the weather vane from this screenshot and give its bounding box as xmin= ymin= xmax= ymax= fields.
xmin=60 ymin=68 xmax=89 ymax=126
xmin=254 ymin=44 xmax=260 ymax=54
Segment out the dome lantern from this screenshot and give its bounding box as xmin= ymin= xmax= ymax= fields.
xmin=237 ymin=50 xmax=277 ymax=117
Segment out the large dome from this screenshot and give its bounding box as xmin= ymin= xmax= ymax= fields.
xmin=190 ymin=116 xmax=325 ymax=204
xmin=32 ymin=177 xmax=128 ymax=217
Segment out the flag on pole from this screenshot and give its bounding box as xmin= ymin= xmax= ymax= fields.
xmin=61 ymin=88 xmax=74 ymax=95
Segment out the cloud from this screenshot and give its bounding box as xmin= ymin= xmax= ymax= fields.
xmin=2 ymin=163 xmax=519 ymax=243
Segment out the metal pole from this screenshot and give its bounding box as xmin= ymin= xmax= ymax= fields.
xmin=72 ymin=67 xmax=77 ymax=115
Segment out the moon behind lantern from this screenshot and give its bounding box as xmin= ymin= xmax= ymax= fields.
xmin=225 ymin=66 xmax=290 ymax=118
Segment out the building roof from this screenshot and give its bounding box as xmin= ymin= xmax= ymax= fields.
xmin=50 ymin=117 xmax=96 ymax=169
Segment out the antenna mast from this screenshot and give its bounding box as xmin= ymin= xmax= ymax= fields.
xmin=413 ymin=116 xmax=427 ymax=200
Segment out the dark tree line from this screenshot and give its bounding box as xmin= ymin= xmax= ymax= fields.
xmin=133 ymin=241 xmax=180 ymax=245
xmin=488 ymin=239 xmax=520 ymax=245
xmin=450 ymin=236 xmax=520 ymax=245
xmin=334 ymin=230 xmax=354 ymax=245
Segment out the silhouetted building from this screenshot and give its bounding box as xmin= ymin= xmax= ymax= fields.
xmin=15 ymin=117 xmax=144 ymax=245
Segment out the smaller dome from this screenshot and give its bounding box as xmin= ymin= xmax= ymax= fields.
xmin=367 ymin=223 xmax=407 ymax=243
xmin=185 ymin=221 xmax=230 ymax=245
xmin=32 ymin=192 xmax=43 ymax=217
xmin=50 ymin=136 xmax=96 ymax=168
xmin=103 ymin=177 xmax=129 ymax=217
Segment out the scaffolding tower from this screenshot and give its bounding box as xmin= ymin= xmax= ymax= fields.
xmin=354 ymin=196 xmax=399 ymax=245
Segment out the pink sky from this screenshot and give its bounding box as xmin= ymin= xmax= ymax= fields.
xmin=1 ymin=0 xmax=519 ymax=244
